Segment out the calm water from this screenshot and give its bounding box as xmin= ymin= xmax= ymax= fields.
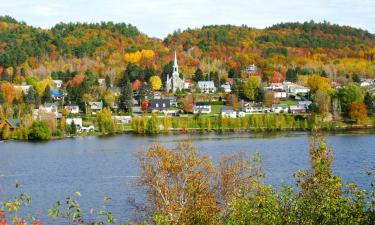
xmin=1 ymin=132 xmax=375 ymax=222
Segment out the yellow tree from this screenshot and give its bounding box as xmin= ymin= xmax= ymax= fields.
xmin=307 ymin=74 xmax=331 ymax=93
xmin=243 ymin=76 xmax=261 ymax=101
xmin=149 ymin=76 xmax=162 ymax=91
xmin=124 ymin=51 xmax=142 ymax=64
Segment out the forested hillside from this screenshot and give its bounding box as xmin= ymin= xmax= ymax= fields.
xmin=1 ymin=16 xmax=375 ymax=84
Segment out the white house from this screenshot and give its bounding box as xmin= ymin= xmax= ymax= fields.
xmin=243 ymin=103 xmax=270 ymax=114
xmin=264 ymin=83 xmax=285 ymax=92
xmin=273 ymin=91 xmax=287 ymax=99
xmin=221 ymin=84 xmax=231 ymax=93
xmin=193 ymin=102 xmax=211 ymax=114
xmin=66 ymin=118 xmax=83 ymax=128
xmin=246 ymin=64 xmax=258 ymax=74
xmin=297 ymin=100 xmax=312 ymax=109
xmin=39 ymin=103 xmax=59 ymax=118
xmin=360 ymin=79 xmax=374 ymax=87
xmin=272 ymin=104 xmax=289 ymax=113
xmin=112 ymin=116 xmax=132 ymax=124
xmin=290 ymin=105 xmax=306 ymax=114
xmin=284 ymin=82 xmax=310 ymax=96
xmin=53 ymin=80 xmax=63 ymax=89
xmin=221 ymin=106 xmax=237 ymax=118
xmin=88 ymin=101 xmax=103 ymax=114
xmin=198 ymin=81 xmax=216 ymax=93
xmin=64 ymin=105 xmax=80 ymax=114
xmin=14 ymin=85 xmax=32 ymax=94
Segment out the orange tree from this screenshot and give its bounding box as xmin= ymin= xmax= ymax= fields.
xmin=349 ymin=102 xmax=368 ymax=124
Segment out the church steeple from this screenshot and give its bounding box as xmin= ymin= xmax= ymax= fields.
xmin=173 ymin=50 xmax=178 ymax=74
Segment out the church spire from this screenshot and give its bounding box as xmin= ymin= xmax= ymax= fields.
xmin=173 ymin=50 xmax=178 ymax=74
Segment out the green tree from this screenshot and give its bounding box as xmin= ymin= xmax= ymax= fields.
xmin=193 ymin=68 xmax=204 ymax=82
xmin=338 ymin=83 xmax=364 ymax=115
xmin=119 ymin=74 xmax=133 ymax=113
xmin=67 ymin=121 xmax=77 ymax=135
xmin=25 ymin=86 xmax=40 ymax=106
xmin=286 ymin=68 xmax=298 ymax=82
xmin=42 ymin=85 xmax=52 ymax=104
xmin=29 ymin=121 xmax=51 ymax=140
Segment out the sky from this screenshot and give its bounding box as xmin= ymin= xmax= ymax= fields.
xmin=0 ymin=0 xmax=374 ymax=38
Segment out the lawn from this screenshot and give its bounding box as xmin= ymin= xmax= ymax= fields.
xmin=211 ymin=105 xmax=222 ymax=114
xmin=280 ymin=99 xmax=297 ymax=106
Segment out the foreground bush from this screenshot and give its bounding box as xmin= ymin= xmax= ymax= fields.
xmin=28 ymin=121 xmax=51 ymax=141
xmin=135 ymin=137 xmax=375 ymax=225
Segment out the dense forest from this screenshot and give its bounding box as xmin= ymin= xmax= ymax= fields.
xmin=1 ymin=16 xmax=375 ymax=85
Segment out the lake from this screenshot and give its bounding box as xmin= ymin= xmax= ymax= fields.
xmin=1 ymin=132 xmax=375 ymax=222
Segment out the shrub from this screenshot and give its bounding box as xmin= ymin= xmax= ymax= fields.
xmin=29 ymin=121 xmax=51 ymax=140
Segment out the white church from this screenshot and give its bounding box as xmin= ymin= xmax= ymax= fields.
xmin=166 ymin=51 xmax=185 ymax=93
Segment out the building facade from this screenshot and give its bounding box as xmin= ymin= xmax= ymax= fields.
xmin=166 ymin=51 xmax=185 ymax=93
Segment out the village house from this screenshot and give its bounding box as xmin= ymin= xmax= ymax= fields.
xmin=272 ymin=90 xmax=288 ymax=99
xmin=0 ymin=118 xmax=21 ymax=131
xmin=360 ymin=79 xmax=374 ymax=87
xmin=221 ymin=106 xmax=237 ymax=118
xmin=184 ymin=80 xmax=193 ymax=90
xmin=272 ymin=104 xmax=290 ymax=113
xmin=112 ymin=115 xmax=132 ymax=124
xmin=221 ymin=84 xmax=231 ymax=93
xmin=284 ymin=82 xmax=310 ymax=96
xmin=264 ymin=83 xmax=285 ymax=92
xmin=150 ymin=99 xmax=170 ymax=113
xmin=51 ymin=89 xmax=65 ymax=101
xmin=88 ymin=101 xmax=103 ymax=114
xmin=64 ymin=105 xmax=80 ymax=114
xmin=66 ymin=118 xmax=83 ymax=128
xmin=245 ymin=64 xmax=258 ymax=74
xmin=198 ymin=81 xmax=216 ymax=93
xmin=161 ymin=96 xmax=178 ymax=107
xmin=38 ymin=103 xmax=60 ymax=118
xmin=290 ymin=105 xmax=306 ymax=114
xmin=53 ymin=80 xmax=63 ymax=89
xmin=14 ymin=85 xmax=32 ymax=94
xmin=243 ymin=103 xmax=271 ymax=114
xmin=193 ymin=102 xmax=211 ymax=114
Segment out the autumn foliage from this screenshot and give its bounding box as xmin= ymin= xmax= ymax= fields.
xmin=349 ymin=102 xmax=368 ymax=124
xmin=0 ymin=82 xmax=16 ymax=104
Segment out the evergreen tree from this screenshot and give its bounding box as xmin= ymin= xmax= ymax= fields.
xmin=25 ymin=87 xmax=40 ymax=106
xmin=42 ymin=85 xmax=52 ymax=103
xmin=228 ymin=68 xmax=239 ymax=79
xmin=193 ymin=68 xmax=204 ymax=82
xmin=68 ymin=121 xmax=77 ymax=135
xmin=119 ymin=74 xmax=133 ymax=113
xmin=105 ymin=75 xmax=111 ymax=89
xmin=161 ymin=62 xmax=173 ymax=86
xmin=286 ymin=68 xmax=298 ymax=82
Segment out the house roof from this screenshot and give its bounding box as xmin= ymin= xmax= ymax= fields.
xmin=221 ymin=106 xmax=234 ymax=112
xmin=0 ymin=118 xmax=21 ymax=129
xmin=50 ymin=89 xmax=63 ymax=97
xmin=195 ymin=102 xmax=210 ymax=106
